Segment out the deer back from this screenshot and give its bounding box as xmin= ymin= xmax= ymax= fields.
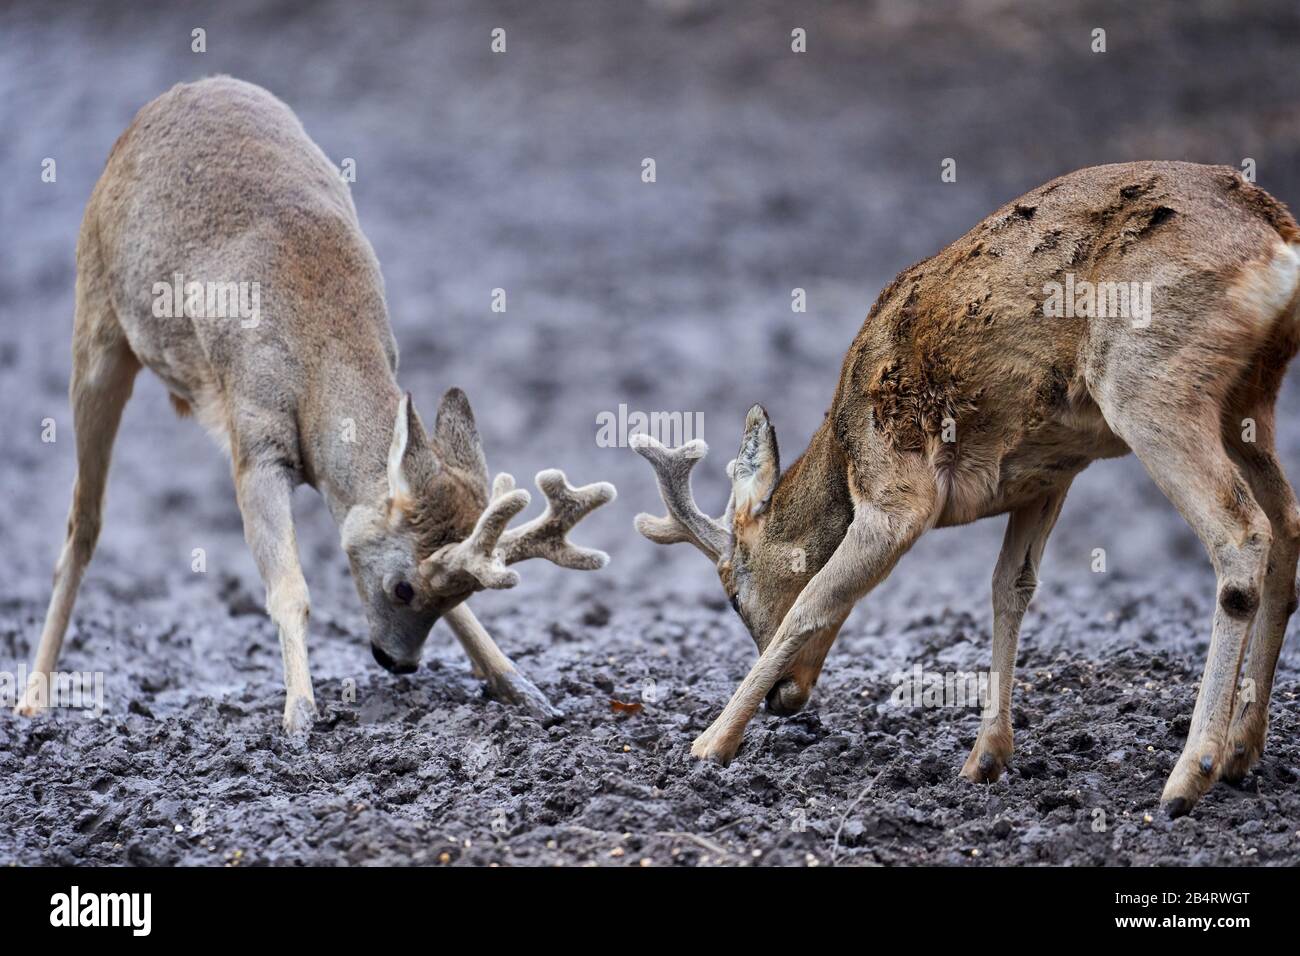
xmin=79 ymin=76 xmax=398 ymax=465
xmin=827 ymin=161 xmax=1299 ymax=523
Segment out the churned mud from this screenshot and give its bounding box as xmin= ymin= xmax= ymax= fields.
xmin=2 ymin=0 xmax=1300 ymax=865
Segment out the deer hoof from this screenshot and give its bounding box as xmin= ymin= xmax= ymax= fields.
xmin=282 ymin=695 xmax=318 ymax=735
xmin=690 ymin=729 xmax=739 ymax=765
xmin=960 ymin=747 xmax=1010 ymax=784
xmin=487 ymin=670 xmax=564 ymax=726
xmin=1221 ymin=714 xmax=1266 ymax=783
xmin=13 ymin=676 xmax=49 ymax=717
xmin=1160 ymin=748 xmax=1220 ymax=817
xmin=959 ymin=724 xmax=1012 ymax=784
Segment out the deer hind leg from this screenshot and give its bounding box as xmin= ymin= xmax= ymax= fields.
xmin=960 ymin=485 xmax=1069 ymax=784
xmin=233 ymin=461 xmax=316 ymax=734
xmin=17 ymin=301 xmax=139 ymax=715
xmin=1098 ymin=384 xmax=1269 ymax=816
xmin=1221 ymin=390 xmax=1300 ymax=781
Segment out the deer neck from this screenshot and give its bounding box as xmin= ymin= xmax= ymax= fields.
xmin=299 ymin=351 xmax=409 ymax=526
xmin=765 ymin=420 xmax=855 ymax=572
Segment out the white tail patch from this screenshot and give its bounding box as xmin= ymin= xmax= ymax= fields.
xmin=1291 ymin=243 xmax=1300 ymax=324
xmin=1227 ymin=241 xmax=1300 ymax=324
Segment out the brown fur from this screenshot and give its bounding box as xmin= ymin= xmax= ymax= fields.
xmin=637 ymin=161 xmax=1300 ymax=817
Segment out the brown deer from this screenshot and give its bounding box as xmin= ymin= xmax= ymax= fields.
xmin=15 ymin=76 xmax=615 ymax=733
xmin=633 ymin=161 xmax=1300 ymax=816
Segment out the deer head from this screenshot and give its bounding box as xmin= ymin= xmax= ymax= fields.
xmin=343 ymin=389 xmax=615 ymax=672
xmin=631 ymin=405 xmax=816 ymax=699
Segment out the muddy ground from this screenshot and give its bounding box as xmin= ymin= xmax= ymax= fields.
xmin=3 ymin=0 xmax=1300 ymax=866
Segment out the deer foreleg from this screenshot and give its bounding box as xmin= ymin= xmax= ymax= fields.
xmin=443 ymin=604 xmax=563 ymax=723
xmin=692 ymin=495 xmax=928 ymax=764
xmin=235 ymin=462 xmax=316 ymax=735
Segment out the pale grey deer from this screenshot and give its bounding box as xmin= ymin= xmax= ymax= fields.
xmin=16 ymin=77 xmax=614 ymax=732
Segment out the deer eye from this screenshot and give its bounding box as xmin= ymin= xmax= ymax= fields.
xmin=394 ymin=581 xmax=415 ymax=604
xmin=729 ymin=594 xmax=741 ymax=614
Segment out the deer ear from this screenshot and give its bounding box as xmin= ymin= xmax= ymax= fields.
xmin=732 ymin=404 xmax=780 ymax=519
xmin=387 ymin=392 xmax=430 ymax=501
xmin=435 ymin=387 xmax=489 ymax=489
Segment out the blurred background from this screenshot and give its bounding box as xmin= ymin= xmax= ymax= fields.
xmin=2 ymin=0 xmax=1299 ymax=680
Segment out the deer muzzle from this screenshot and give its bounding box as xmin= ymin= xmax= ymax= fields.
xmin=765 ymin=677 xmax=810 ymax=716
xmin=371 ymin=643 xmax=419 ymax=675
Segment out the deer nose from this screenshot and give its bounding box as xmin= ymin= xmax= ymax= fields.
xmin=765 ymin=678 xmax=808 ymax=716
xmin=371 ymin=643 xmax=418 ymax=675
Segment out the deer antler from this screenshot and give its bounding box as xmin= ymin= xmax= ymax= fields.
xmin=421 ymin=470 xmax=615 ymax=592
xmin=420 ymin=482 xmax=531 ymax=592
xmin=496 ymin=470 xmax=616 ymax=569
xmin=629 ymin=434 xmax=730 ymax=562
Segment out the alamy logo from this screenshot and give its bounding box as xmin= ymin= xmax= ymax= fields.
xmin=1 ymin=665 xmax=104 ymax=716
xmin=50 ymin=886 xmax=151 ymax=936
xmin=889 ymin=664 xmax=999 ymax=714
xmin=596 ymin=403 xmax=703 ymax=448
xmin=1043 ymin=273 xmax=1152 ymax=328
xmin=152 ymin=272 xmax=261 ymax=328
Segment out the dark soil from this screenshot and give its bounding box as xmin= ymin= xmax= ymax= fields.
xmin=2 ymin=0 xmax=1300 ymax=866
